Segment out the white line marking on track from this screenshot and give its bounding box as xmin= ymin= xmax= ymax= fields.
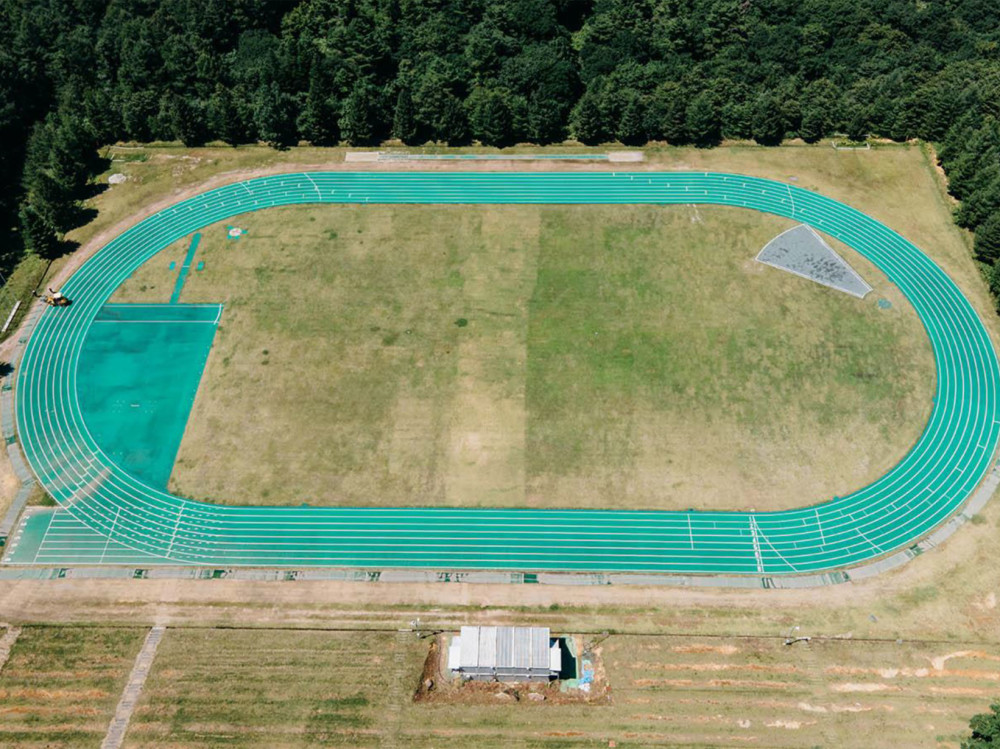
xmin=99 ymin=508 xmax=120 ymax=564
xmin=748 ymin=516 xmax=764 ymax=573
xmin=32 ymin=510 xmax=59 ymax=564
xmin=856 ymin=527 xmax=883 ymax=553
xmin=165 ymin=506 xmax=184 ymax=558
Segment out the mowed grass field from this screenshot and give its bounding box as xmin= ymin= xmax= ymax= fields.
xmin=113 ymin=201 xmax=932 ymax=511
xmin=0 ymin=625 xmax=145 ymax=748
xmin=3 ymin=624 xmax=994 ymax=748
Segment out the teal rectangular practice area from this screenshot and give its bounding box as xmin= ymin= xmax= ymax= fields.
xmin=78 ymin=303 xmax=220 ymax=489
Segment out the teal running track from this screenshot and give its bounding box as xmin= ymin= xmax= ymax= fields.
xmin=12 ymin=172 xmax=1000 ymax=573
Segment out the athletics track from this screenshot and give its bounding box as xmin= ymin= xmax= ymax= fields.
xmin=10 ymin=172 xmax=1000 ymax=574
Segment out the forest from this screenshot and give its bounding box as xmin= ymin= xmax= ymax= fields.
xmin=3 ymin=0 xmax=1000 ymax=302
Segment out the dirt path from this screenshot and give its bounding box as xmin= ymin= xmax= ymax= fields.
xmin=0 ymin=570 xmax=956 ymax=631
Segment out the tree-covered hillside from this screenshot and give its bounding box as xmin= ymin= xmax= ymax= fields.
xmin=3 ymin=0 xmax=1000 ymax=297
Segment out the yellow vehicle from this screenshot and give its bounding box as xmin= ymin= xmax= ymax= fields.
xmin=34 ymin=288 xmax=71 ymax=307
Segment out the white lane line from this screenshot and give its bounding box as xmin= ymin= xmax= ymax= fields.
xmin=856 ymin=527 xmax=884 ymax=553
xmin=11 ymin=172 xmax=1000 ymax=575
xmin=304 ymin=173 xmax=322 ymax=199
xmin=165 ymin=506 xmax=184 ymax=558
xmin=99 ymin=508 xmax=121 ymax=564
xmin=687 ymin=515 xmax=694 ymax=549
xmin=748 ymin=516 xmax=764 ymax=573
xmin=31 ymin=510 xmax=60 ymax=564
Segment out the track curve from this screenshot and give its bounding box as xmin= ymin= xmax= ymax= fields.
xmin=15 ymin=172 xmax=1000 ymax=573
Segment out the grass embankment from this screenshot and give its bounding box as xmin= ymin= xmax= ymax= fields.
xmin=113 ymin=201 xmax=931 ymax=512
xmin=0 ymin=253 xmax=50 ymax=343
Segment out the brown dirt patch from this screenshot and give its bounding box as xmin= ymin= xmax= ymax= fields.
xmin=413 ymin=634 xmax=610 ymax=706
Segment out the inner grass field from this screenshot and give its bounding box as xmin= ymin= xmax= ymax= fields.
xmin=113 ymin=203 xmax=933 ymax=512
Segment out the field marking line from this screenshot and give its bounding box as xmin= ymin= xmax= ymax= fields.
xmin=786 ymin=182 xmax=796 ymax=216
xmin=815 ymin=509 xmax=825 ymax=546
xmin=687 ymin=515 xmax=695 ymax=549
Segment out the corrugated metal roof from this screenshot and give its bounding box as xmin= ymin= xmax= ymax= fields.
xmin=455 ymin=626 xmax=552 ymax=671
xmin=480 ymin=626 xmax=498 ymax=669
xmin=459 ymin=625 xmax=478 ymax=666
xmin=532 ymin=627 xmax=549 ymax=669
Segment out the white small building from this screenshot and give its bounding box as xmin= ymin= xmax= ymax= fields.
xmin=448 ymin=626 xmax=561 ymax=682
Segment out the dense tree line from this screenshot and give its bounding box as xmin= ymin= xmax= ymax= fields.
xmin=4 ymin=0 xmax=1000 ymax=294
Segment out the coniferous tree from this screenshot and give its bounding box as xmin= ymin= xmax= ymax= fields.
xmin=751 ymin=94 xmax=784 ymax=146
xmin=392 ymin=87 xmax=417 ymax=144
xmin=975 ymin=213 xmax=1000 ymax=264
xmin=19 ymin=202 xmax=59 ymax=257
xmin=616 ymin=93 xmax=644 ymax=145
xmin=468 ymin=88 xmax=512 ymax=146
xmin=339 ymin=82 xmax=378 ymax=146
xmin=685 ymin=91 xmax=720 ymax=146
xmin=298 ymin=62 xmax=339 ymax=145
xmin=570 ymin=91 xmax=604 ymax=144
xmin=254 ymin=82 xmax=296 ymax=148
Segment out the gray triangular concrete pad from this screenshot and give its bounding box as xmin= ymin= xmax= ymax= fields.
xmin=755 ymin=224 xmax=873 ymax=298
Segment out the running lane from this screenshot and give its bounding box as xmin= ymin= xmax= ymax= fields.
xmin=14 ymin=172 xmax=1000 ymax=573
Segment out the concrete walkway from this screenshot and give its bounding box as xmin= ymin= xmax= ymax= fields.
xmin=0 ymin=623 xmax=21 ymax=673
xmin=101 ymin=625 xmax=165 ymax=749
